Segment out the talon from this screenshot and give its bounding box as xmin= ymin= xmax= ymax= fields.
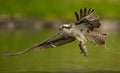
xmin=79 ymin=41 xmax=88 ymax=56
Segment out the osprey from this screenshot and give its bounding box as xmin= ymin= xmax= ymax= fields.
xmin=5 ymin=8 xmax=106 ymax=56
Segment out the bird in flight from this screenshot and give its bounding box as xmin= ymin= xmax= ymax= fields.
xmin=5 ymin=8 xmax=106 ymax=56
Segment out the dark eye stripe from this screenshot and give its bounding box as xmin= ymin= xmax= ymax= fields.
xmin=65 ymin=26 xmax=71 ymax=29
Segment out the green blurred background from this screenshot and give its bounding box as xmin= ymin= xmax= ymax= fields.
xmin=0 ymin=0 xmax=120 ymax=20
xmin=0 ymin=0 xmax=120 ymax=73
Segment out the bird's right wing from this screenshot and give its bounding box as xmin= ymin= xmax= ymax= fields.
xmin=4 ymin=31 xmax=76 ymax=56
xmin=75 ymin=8 xmax=101 ymax=30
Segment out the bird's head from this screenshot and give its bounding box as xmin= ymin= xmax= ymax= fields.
xmin=59 ymin=23 xmax=73 ymax=31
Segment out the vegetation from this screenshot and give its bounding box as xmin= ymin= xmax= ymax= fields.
xmin=0 ymin=0 xmax=120 ymax=20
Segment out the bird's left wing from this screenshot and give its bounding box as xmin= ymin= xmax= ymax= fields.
xmin=75 ymin=8 xmax=101 ymax=30
xmin=4 ymin=31 xmax=76 ymax=56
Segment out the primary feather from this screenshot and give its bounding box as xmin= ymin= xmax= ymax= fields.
xmin=4 ymin=31 xmax=75 ymax=56
xmin=75 ymin=8 xmax=101 ymax=30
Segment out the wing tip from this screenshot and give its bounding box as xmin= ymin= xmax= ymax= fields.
xmin=75 ymin=8 xmax=95 ymax=20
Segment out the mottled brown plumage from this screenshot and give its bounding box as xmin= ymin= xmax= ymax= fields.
xmin=75 ymin=8 xmax=101 ymax=31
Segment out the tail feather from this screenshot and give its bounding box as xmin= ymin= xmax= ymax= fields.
xmin=86 ymin=31 xmax=106 ymax=45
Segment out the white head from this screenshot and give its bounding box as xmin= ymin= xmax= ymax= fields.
xmin=59 ymin=23 xmax=73 ymax=30
xmin=59 ymin=23 xmax=74 ymax=34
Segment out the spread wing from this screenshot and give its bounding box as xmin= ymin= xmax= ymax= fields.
xmin=75 ymin=8 xmax=101 ymax=30
xmin=34 ymin=31 xmax=76 ymax=50
xmin=4 ymin=31 xmax=76 ymax=56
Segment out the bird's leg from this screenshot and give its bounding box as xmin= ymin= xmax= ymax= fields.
xmin=78 ymin=41 xmax=88 ymax=56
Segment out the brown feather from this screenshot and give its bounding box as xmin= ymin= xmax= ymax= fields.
xmin=86 ymin=31 xmax=106 ymax=45
xmin=75 ymin=11 xmax=79 ymax=21
xmin=75 ymin=8 xmax=101 ymax=30
xmin=4 ymin=31 xmax=76 ymax=56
